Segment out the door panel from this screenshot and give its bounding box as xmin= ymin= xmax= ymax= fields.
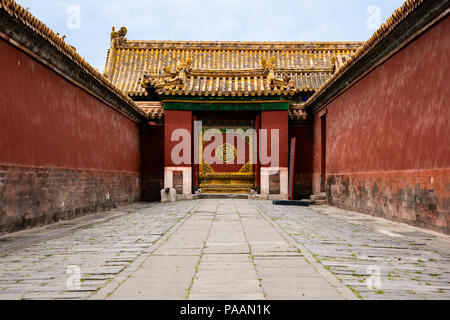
xmin=199 ymin=122 xmax=255 ymax=193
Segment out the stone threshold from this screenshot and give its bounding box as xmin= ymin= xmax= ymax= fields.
xmin=174 ymin=193 xmax=289 ymax=201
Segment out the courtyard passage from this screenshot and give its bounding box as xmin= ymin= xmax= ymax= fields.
xmin=0 ymin=200 xmax=449 ymax=300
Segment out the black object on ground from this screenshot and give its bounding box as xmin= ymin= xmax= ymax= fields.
xmin=273 ymin=200 xmax=310 ymax=206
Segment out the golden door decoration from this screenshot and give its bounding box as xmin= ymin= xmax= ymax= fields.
xmin=199 ymin=126 xmax=255 ymax=193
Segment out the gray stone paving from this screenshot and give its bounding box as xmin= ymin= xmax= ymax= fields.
xmin=0 ymin=199 xmax=449 ymax=300
xmin=101 ymin=200 xmax=350 ymax=300
xmin=255 ymin=202 xmax=450 ymax=300
xmin=0 ymin=201 xmax=197 ymax=299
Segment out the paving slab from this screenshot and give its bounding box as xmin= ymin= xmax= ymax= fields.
xmin=0 ymin=201 xmax=198 ymax=299
xmin=255 ymin=202 xmax=450 ymax=300
xmin=100 ymin=199 xmax=349 ymax=300
xmin=2 ymin=199 xmax=447 ymax=300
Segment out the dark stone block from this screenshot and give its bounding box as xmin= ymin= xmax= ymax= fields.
xmin=173 ymin=171 xmax=183 ymax=195
xmin=269 ymin=171 xmax=280 ymax=194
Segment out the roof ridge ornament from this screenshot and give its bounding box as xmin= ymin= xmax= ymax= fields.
xmin=141 ymin=57 xmax=297 ymax=95
xmin=142 ymin=58 xmax=193 ymax=91
xmin=261 ymin=57 xmax=295 ymax=90
xmin=111 ymin=26 xmax=127 ymax=46
xmin=331 ymin=54 xmax=351 ymax=73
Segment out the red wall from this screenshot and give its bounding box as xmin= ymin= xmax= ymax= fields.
xmin=289 ymin=124 xmax=313 ymax=199
xmin=0 ymin=38 xmax=140 ymax=172
xmin=312 ymin=112 xmax=325 ymax=194
xmin=0 ymin=38 xmax=141 ymax=234
xmin=261 ymin=110 xmax=288 ymax=168
xmin=313 ymin=17 xmax=450 ymax=234
xmin=164 ymin=110 xmax=192 ymax=167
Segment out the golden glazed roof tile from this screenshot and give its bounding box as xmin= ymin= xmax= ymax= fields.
xmin=104 ymin=33 xmax=363 ymax=97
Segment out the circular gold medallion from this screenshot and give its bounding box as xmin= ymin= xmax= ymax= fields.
xmin=215 ymin=143 xmax=237 ymax=163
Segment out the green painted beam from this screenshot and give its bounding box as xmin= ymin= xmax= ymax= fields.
xmin=163 ymin=102 xmax=289 ymax=111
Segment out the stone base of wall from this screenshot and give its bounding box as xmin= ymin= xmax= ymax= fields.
xmin=326 ymin=169 xmax=450 ymax=235
xmin=0 ymin=165 xmax=140 ymax=235
xmin=269 ymin=171 xmax=280 ymax=194
xmin=261 ymin=167 xmax=288 ymax=198
xmin=293 ymin=173 xmax=313 ymax=199
xmin=173 ymin=171 xmax=183 ymax=195
xmin=141 ymin=172 xmax=164 ymax=202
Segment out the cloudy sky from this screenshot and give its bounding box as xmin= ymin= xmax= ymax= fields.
xmin=17 ymin=0 xmax=404 ymax=71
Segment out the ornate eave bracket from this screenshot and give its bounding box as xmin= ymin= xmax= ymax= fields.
xmin=290 ymin=103 xmax=308 ymax=121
